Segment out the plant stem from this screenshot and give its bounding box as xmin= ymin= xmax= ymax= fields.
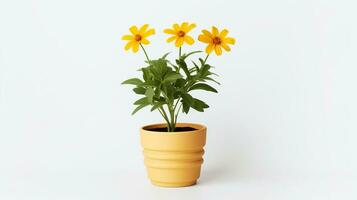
xmin=140 ymin=43 xmax=150 ymax=62
xmin=169 ymin=106 xmax=175 ymax=132
xmin=203 ymin=54 xmax=210 ymax=64
xmin=158 ymin=106 xmax=171 ymax=131
xmin=174 ymin=103 xmax=182 ymax=125
xmin=179 ymin=47 xmax=182 ymax=58
xmin=173 ymin=98 xmax=181 ymax=111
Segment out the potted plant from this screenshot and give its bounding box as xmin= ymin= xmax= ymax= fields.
xmin=121 ymin=22 xmax=236 ymax=187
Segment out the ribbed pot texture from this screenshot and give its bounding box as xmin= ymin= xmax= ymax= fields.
xmin=140 ymin=123 xmax=207 ymax=187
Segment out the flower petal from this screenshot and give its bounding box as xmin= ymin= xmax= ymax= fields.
xmin=198 ymin=34 xmax=211 ymax=43
xmin=124 ymin=41 xmax=134 ymax=50
xmin=184 ymin=35 xmax=194 ymax=45
xmin=212 ymin=26 xmax=219 ymax=36
xmin=143 ymin=29 xmax=155 ymax=37
xmin=129 ymin=26 xmax=139 ymax=35
xmin=139 ymin=24 xmax=149 ymax=34
xmin=224 ymin=37 xmax=236 ymax=45
xmin=181 ymin=22 xmax=188 ymax=31
xmin=122 ymin=35 xmax=133 ymax=40
xmin=220 ymin=29 xmax=229 ymax=38
xmin=205 ymin=44 xmax=214 ymax=54
xmin=167 ymin=36 xmax=177 ymax=43
xmin=202 ymin=29 xmax=212 ymax=38
xmin=175 ymin=37 xmax=184 ymax=47
xmin=173 ymin=23 xmax=180 ymax=31
xmin=141 ymin=38 xmax=150 ymax=45
xmin=221 ymin=43 xmax=231 ymax=51
xmin=215 ymin=45 xmax=222 ymax=56
xmin=164 ymin=28 xmax=176 ymax=35
xmin=132 ymin=43 xmax=140 ymax=53
xmin=186 ymin=23 xmax=196 ymax=32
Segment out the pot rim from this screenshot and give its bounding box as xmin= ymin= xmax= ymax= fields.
xmin=141 ymin=122 xmax=206 ymax=134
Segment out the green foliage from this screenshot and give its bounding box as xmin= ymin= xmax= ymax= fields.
xmin=122 ymin=51 xmax=220 ymax=132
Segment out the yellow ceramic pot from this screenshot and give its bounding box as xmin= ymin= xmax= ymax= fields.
xmin=140 ymin=123 xmax=207 ymax=187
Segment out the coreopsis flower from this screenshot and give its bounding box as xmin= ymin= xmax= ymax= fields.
xmin=198 ymin=26 xmax=236 ymax=56
xmin=122 ymin=24 xmax=155 ymax=53
xmin=164 ymin=22 xmax=196 ymax=47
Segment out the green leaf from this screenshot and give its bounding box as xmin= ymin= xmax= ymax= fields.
xmin=181 ymin=51 xmax=202 ymax=60
xmin=132 ymin=102 xmax=150 ymax=115
xmin=149 ymin=58 xmax=169 ymax=80
xmin=151 ymin=102 xmax=165 ymax=111
xmin=161 ymin=52 xmax=170 ymax=59
xmin=192 ymin=61 xmax=200 ymax=72
xmin=191 ymin=98 xmax=209 ymax=112
xmin=189 ymin=83 xmax=218 ymax=93
xmin=181 ymin=93 xmax=193 ymax=114
xmin=122 ymin=78 xmax=143 ymax=85
xmin=134 ymin=97 xmax=148 ymax=105
xmin=154 ymin=85 xmax=161 ymax=97
xmin=204 ymin=77 xmax=221 ymax=85
xmin=141 ymin=68 xmax=150 ymax=82
xmin=182 ymin=102 xmax=190 ymax=114
xmin=175 ymin=78 xmax=186 ymax=88
xmin=199 ymin=64 xmax=211 ymax=78
xmin=163 ymin=72 xmax=182 ymax=83
xmin=133 ymin=87 xmax=146 ymax=94
xmin=176 ymin=59 xmax=191 ymax=78
xmin=145 ymin=87 xmax=154 ymax=103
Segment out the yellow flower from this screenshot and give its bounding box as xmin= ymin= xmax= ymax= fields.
xmin=121 ymin=24 xmax=155 ymax=53
xmin=198 ymin=26 xmax=236 ymax=56
xmin=164 ymin=22 xmax=196 ymax=47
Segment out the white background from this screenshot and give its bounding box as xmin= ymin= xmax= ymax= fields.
xmin=1 ymin=0 xmax=357 ymax=199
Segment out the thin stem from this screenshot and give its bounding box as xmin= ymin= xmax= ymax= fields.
xmin=174 ymin=103 xmax=182 ymax=125
xmin=179 ymin=47 xmax=182 ymax=58
xmin=140 ymin=43 xmax=150 ymax=62
xmin=169 ymin=106 xmax=175 ymax=132
xmin=158 ymin=107 xmax=170 ymax=125
xmin=203 ymin=54 xmax=210 ymax=64
xmin=158 ymin=106 xmax=171 ymax=131
xmin=173 ymin=98 xmax=181 ymax=112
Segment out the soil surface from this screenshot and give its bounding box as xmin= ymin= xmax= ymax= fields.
xmin=146 ymin=127 xmax=197 ymax=132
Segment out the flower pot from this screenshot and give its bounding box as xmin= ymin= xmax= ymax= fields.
xmin=140 ymin=123 xmax=207 ymax=187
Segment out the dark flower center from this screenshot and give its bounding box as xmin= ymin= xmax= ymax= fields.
xmin=134 ymin=34 xmax=142 ymax=41
xmin=177 ymin=31 xmax=185 ymax=37
xmin=212 ymin=37 xmax=221 ymax=45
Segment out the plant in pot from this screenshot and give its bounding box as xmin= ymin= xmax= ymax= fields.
xmin=121 ymin=22 xmax=236 ymax=187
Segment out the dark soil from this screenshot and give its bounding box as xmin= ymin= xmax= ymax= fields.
xmin=146 ymin=127 xmax=197 ymax=132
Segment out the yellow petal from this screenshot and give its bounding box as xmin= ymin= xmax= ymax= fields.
xmin=129 ymin=26 xmax=139 ymax=35
xmin=202 ymin=29 xmax=212 ymax=38
xmin=212 ymin=26 xmax=219 ymax=36
xmin=205 ymin=44 xmax=214 ymax=54
xmin=186 ymin=23 xmax=196 ymax=32
xmin=215 ymin=45 xmax=222 ymax=56
xmin=122 ymin=35 xmax=133 ymax=40
xmin=198 ymin=34 xmax=211 ymax=43
xmin=220 ymin=29 xmax=229 ymax=38
xmin=167 ymin=36 xmax=177 ymax=43
xmin=124 ymin=41 xmax=134 ymax=50
xmin=175 ymin=37 xmax=184 ymax=47
xmin=173 ymin=23 xmax=180 ymax=31
xmin=164 ymin=28 xmax=176 ymax=35
xmin=221 ymin=43 xmax=231 ymax=51
xmin=139 ymin=24 xmax=149 ymax=34
xmin=181 ymin=22 xmax=188 ymax=31
xmin=141 ymin=38 xmax=150 ymax=45
xmin=143 ymin=28 xmax=155 ymax=37
xmin=184 ymin=35 xmax=194 ymax=45
xmin=132 ymin=42 xmax=140 ymax=53
xmin=224 ymin=37 xmax=236 ymax=45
